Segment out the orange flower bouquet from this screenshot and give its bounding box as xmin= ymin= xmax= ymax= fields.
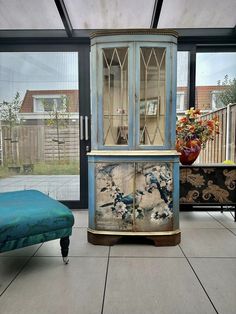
xmin=176 ymin=108 xmax=219 ymax=165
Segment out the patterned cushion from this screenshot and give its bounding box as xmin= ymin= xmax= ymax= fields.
xmin=0 ymin=190 xmax=74 ymax=245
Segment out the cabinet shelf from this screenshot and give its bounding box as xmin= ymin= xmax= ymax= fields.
xmin=103 ymin=114 xmax=128 ymax=117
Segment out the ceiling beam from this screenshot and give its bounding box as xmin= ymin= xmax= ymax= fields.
xmin=54 ymin=0 xmax=73 ymax=37
xmin=151 ymin=0 xmax=163 ymax=28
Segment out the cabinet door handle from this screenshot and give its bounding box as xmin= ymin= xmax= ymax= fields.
xmin=85 ymin=116 xmax=89 ymax=140
xmin=80 ymin=115 xmax=84 ymax=140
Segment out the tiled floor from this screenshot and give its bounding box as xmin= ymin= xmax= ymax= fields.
xmin=0 ymin=211 xmax=235 ymax=314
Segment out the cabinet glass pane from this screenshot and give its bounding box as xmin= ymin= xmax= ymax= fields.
xmin=139 ymin=47 xmax=166 ymax=146
xmin=102 ymin=48 xmax=129 ymax=145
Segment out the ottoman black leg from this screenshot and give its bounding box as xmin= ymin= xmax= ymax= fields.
xmin=60 ymin=237 xmax=70 ymax=264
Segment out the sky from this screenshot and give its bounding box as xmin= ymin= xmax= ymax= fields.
xmin=177 ymin=51 xmax=236 ymax=86
xmin=0 ymin=51 xmax=235 ymax=103
xmin=0 ymin=52 xmax=78 ymax=103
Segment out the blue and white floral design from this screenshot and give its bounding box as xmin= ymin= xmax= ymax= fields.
xmin=96 ymin=162 xmax=173 ymax=230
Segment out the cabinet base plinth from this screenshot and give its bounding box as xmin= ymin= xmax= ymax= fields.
xmin=87 ymin=230 xmax=181 ymax=246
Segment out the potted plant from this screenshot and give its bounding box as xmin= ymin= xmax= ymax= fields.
xmin=176 ymin=108 xmax=219 ymax=165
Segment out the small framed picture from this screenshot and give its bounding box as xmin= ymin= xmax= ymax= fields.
xmin=140 ymin=98 xmax=160 ymax=116
xmin=146 ymin=99 xmax=158 ymax=116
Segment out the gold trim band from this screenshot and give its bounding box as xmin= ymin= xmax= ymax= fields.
xmin=90 ymin=29 xmax=179 ymax=39
xmin=87 ymin=150 xmax=180 ymax=156
xmin=87 ymin=228 xmax=181 ymax=236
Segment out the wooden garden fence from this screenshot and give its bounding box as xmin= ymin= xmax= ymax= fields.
xmin=198 ymin=103 xmax=236 ymax=164
xmin=1 ymin=124 xmax=79 ymax=165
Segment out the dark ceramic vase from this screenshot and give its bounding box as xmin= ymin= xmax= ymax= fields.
xmin=176 ymin=139 xmax=201 ymax=165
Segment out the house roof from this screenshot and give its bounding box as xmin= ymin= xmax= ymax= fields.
xmin=20 ymin=90 xmax=79 ymax=113
xmin=195 ymin=85 xmax=226 ymax=109
xmin=177 ymin=85 xmax=227 ymax=110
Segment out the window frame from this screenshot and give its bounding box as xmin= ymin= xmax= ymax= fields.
xmin=178 ymin=40 xmax=236 ymax=111
xmin=0 ymin=38 xmax=91 ymax=209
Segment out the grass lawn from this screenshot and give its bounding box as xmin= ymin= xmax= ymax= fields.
xmin=0 ymin=161 xmax=79 ymax=177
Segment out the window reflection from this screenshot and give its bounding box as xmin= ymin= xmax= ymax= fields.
xmin=177 ymin=51 xmax=189 ymax=114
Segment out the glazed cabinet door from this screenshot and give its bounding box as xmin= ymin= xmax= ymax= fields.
xmin=135 ymin=43 xmax=177 ymax=149
xmin=96 ymin=43 xmax=134 ymax=150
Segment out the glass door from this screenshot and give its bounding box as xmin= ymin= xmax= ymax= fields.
xmin=0 ymin=49 xmax=89 ymax=208
xmin=138 ymin=46 xmax=167 ymax=147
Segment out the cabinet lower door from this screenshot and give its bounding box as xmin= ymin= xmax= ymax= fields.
xmin=95 ymin=161 xmax=174 ymax=232
xmin=134 ymin=162 xmax=174 ymax=232
xmin=95 ymin=162 xmax=135 ymax=231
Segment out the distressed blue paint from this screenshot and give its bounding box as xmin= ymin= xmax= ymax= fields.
xmin=128 ymin=43 xmax=135 ymax=149
xmin=165 ymin=46 xmax=171 ymax=148
xmin=170 ymin=44 xmax=178 ymax=148
xmin=91 ymin=36 xmax=178 ymax=151
xmin=88 ymin=153 xmax=179 ymax=164
xmin=91 ymin=34 xmax=177 ymax=46
xmin=97 ymin=47 xmax=104 ymax=149
xmin=90 ymin=44 xmax=98 ymax=149
xmin=89 ymin=31 xmax=179 ymax=236
xmin=135 ymin=42 xmax=140 ymax=149
xmin=88 ymin=160 xmax=96 ymax=229
xmin=172 ymin=160 xmax=180 ymax=229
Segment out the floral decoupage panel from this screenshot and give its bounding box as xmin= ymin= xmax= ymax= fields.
xmin=95 ymin=163 xmax=135 ymax=231
xmin=134 ymin=162 xmax=174 ymax=231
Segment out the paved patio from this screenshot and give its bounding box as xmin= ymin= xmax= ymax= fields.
xmin=0 ymin=175 xmax=80 ymax=200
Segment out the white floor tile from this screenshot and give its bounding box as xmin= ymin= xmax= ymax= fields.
xmin=208 ymin=211 xmax=236 ymax=228
xmin=0 ymin=257 xmax=28 ymax=295
xmin=180 ymin=211 xmax=224 ymax=229
xmin=35 ymin=228 xmax=109 ymax=257
xmin=230 ymin=228 xmax=236 ymax=235
xmin=0 ymin=257 xmax=107 ymax=314
xmin=190 ymin=258 xmax=236 ymax=314
xmin=73 ymin=210 xmax=88 ymax=228
xmin=103 ymin=258 xmax=215 ymax=314
xmin=110 ymin=243 xmax=184 ymax=257
xmin=0 ymin=244 xmax=41 ymax=257
xmin=180 ymin=228 xmax=236 ymax=257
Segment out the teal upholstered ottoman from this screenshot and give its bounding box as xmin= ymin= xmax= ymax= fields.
xmin=0 ymin=190 xmax=74 ymax=264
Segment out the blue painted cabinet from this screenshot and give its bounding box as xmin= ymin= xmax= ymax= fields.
xmin=88 ymin=30 xmax=180 ymax=245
